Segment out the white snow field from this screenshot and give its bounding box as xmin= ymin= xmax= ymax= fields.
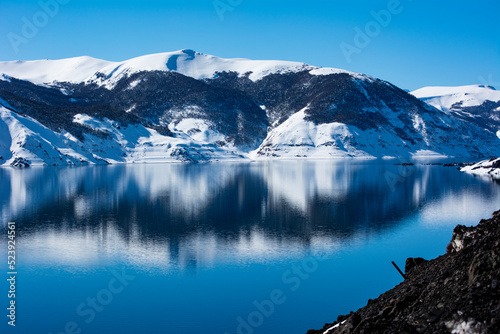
xmin=411 ymin=85 xmax=500 ymax=112
xmin=0 ymin=49 xmax=364 ymax=88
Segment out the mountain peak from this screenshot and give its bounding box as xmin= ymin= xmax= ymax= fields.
xmin=181 ymin=49 xmax=196 ymax=56
xmin=411 ymin=85 xmax=500 ymax=105
xmin=0 ymin=50 xmax=363 ymax=87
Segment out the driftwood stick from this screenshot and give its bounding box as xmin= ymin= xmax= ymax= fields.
xmin=391 ymin=261 xmax=406 ymax=279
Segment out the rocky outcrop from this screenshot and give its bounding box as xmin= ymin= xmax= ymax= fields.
xmin=460 ymin=157 xmax=500 ymax=180
xmin=307 ymin=210 xmax=500 ymax=334
xmin=10 ymin=157 xmax=30 ymax=168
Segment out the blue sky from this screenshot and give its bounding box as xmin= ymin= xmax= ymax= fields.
xmin=0 ymin=0 xmax=499 ymax=90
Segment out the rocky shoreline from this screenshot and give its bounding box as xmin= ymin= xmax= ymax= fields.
xmin=307 ymin=210 xmax=500 ymax=334
xmin=460 ymin=158 xmax=500 ymax=180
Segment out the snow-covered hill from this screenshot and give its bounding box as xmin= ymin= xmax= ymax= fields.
xmin=250 ymin=106 xmax=499 ymax=160
xmin=0 ymin=49 xmax=359 ymax=87
xmin=1 ymin=51 xmax=500 ymax=166
xmin=411 ymin=85 xmax=500 ymax=139
xmin=411 ymin=85 xmax=500 ymax=111
xmin=0 ymin=99 xmax=244 ymax=166
xmin=0 ymin=56 xmax=111 ymax=85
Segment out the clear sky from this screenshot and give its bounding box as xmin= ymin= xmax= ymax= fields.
xmin=1 ymin=0 xmax=499 ymax=90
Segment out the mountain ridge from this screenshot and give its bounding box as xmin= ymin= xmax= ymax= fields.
xmin=0 ymin=49 xmax=362 ymax=87
xmin=411 ymin=84 xmax=500 ymax=139
xmin=1 ymin=51 xmax=500 ymax=166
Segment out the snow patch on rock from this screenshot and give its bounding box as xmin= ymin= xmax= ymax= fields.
xmin=460 ymin=157 xmax=500 ymax=180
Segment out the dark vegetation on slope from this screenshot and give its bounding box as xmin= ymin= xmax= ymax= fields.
xmin=1 ymin=69 xmax=498 ymax=153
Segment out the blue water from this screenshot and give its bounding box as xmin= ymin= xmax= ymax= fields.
xmin=1 ymin=160 xmax=499 ymax=334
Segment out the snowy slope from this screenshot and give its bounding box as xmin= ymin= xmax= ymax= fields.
xmin=250 ymin=106 xmax=500 ymax=160
xmin=0 ymin=49 xmax=361 ymax=88
xmin=0 ymin=56 xmax=112 ymax=85
xmin=411 ymin=85 xmax=500 ymax=139
xmin=411 ymin=85 xmax=500 ymax=111
xmin=0 ymin=105 xmax=104 ymax=166
xmin=249 ymin=109 xmax=373 ymax=159
xmin=72 ymin=113 xmax=244 ymax=164
xmin=0 ymin=101 xmax=244 ymax=166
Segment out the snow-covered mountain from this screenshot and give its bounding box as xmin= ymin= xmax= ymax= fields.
xmin=411 ymin=85 xmax=500 ymax=139
xmin=0 ymin=102 xmax=244 ymax=167
xmin=1 ymin=50 xmax=500 ymax=166
xmin=0 ymin=49 xmax=357 ymax=87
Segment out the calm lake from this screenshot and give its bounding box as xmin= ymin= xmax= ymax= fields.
xmin=1 ymin=160 xmax=499 ymax=334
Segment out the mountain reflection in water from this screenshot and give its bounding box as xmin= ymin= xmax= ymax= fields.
xmin=1 ymin=160 xmax=498 ymax=271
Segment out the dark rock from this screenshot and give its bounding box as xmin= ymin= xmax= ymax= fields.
xmin=447 ymin=224 xmax=475 ymax=253
xmin=443 ymin=162 xmax=474 ymax=167
xmin=10 ymin=157 xmax=30 ymax=168
xmin=405 ymin=257 xmax=428 ymax=276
